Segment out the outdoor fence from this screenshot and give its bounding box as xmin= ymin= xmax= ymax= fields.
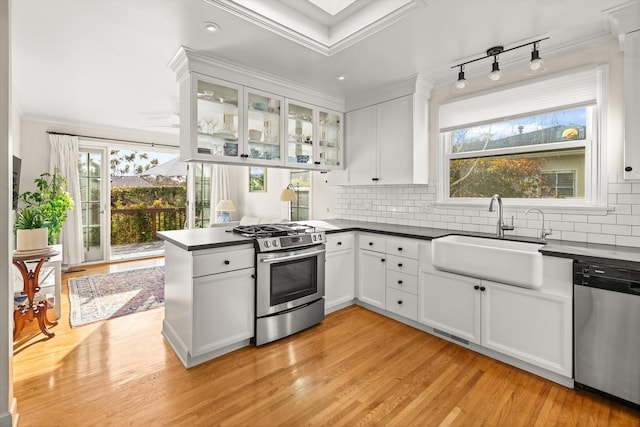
xmin=111 ymin=207 xmax=186 ymax=244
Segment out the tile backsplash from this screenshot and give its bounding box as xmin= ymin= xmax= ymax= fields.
xmin=334 ymin=174 xmax=640 ymax=248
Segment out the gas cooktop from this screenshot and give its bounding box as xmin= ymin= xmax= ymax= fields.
xmin=232 ymin=223 xmax=325 ymax=252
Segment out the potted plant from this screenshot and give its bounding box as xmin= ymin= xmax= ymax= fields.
xmin=14 ymin=170 xmax=75 ymax=251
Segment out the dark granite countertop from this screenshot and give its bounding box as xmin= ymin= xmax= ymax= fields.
xmin=158 ymin=219 xmax=640 ymax=268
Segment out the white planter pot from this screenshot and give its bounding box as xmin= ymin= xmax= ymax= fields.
xmin=16 ymin=228 xmax=49 ymax=251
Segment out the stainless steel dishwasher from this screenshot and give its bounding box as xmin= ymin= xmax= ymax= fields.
xmin=574 ymin=261 xmax=640 ymax=407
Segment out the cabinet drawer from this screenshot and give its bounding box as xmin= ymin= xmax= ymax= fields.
xmin=193 ymin=248 xmax=255 ymax=277
xmin=386 ymin=238 xmax=419 ymax=259
xmin=358 ymin=234 xmax=386 ymax=253
xmin=326 ymin=233 xmax=355 ymax=253
xmin=386 ymin=270 xmax=417 ymax=295
xmin=386 ymin=288 xmax=417 ymax=321
xmin=386 ymin=255 xmax=418 ymax=276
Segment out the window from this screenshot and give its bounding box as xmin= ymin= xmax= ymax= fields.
xmin=438 ymin=66 xmax=607 ymax=207
xmin=447 ymin=107 xmax=588 ymax=199
xmin=289 ymin=170 xmax=310 ymax=221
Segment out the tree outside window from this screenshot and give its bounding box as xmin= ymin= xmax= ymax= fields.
xmin=290 ymin=170 xmax=310 ymax=221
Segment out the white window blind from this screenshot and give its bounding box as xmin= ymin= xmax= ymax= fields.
xmin=439 ymin=67 xmax=600 ymax=132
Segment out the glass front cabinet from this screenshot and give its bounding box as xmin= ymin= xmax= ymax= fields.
xmin=285 ymin=100 xmax=343 ymax=170
xmin=182 ymin=72 xmax=342 ymax=170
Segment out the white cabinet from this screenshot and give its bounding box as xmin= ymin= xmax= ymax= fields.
xmin=357 ymin=234 xmax=386 ymax=309
xmin=334 ymin=75 xmax=430 ymax=185
xmin=482 ymin=281 xmax=572 ymax=376
xmin=385 ymin=238 xmax=419 ymax=321
xmin=170 ymin=47 xmax=345 ymax=170
xmin=162 ymin=241 xmax=255 ymax=368
xmin=419 ymin=268 xmax=481 ymax=344
xmin=192 ymin=268 xmax=254 ymax=357
xmin=325 ymin=232 xmax=355 ymax=313
xmin=418 ymin=262 xmax=572 ymax=377
xmin=285 ymin=100 xmax=344 ymax=170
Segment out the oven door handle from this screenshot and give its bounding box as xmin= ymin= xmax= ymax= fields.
xmin=260 ymin=249 xmax=326 ymax=264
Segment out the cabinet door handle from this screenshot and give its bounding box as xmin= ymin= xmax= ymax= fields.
xmin=369 ymin=242 xmax=374 ymax=246
xmin=337 ymin=242 xmax=342 ymax=245
xmin=314 ymin=161 xmax=321 ymax=165
xmin=397 ymin=300 xmax=403 ymax=305
xmin=224 ymin=260 xmax=230 ymax=265
xmin=398 ymin=263 xmax=403 ymax=267
xmin=372 ymin=178 xmax=379 ymax=181
xmin=398 ymin=247 xmax=403 ymax=251
xmin=480 ymin=286 xmax=486 ymax=291
xmin=398 ymin=280 xmax=403 ymax=285
xmin=381 ymin=258 xmax=385 ymax=262
xmin=251 ymin=274 xmax=256 ymax=279
xmin=474 ymin=285 xmax=480 ymax=290
xmin=625 ymin=166 xmax=633 ymax=172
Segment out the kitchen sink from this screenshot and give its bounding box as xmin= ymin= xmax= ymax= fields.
xmin=431 ymin=235 xmax=545 ymax=289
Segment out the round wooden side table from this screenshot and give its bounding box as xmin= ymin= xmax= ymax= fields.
xmin=13 ymin=249 xmax=60 ymax=340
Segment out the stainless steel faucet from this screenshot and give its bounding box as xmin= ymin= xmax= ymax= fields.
xmin=488 ymin=194 xmax=514 ymax=238
xmin=525 ymin=207 xmax=552 ymax=242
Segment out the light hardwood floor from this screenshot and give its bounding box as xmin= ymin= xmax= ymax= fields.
xmin=12 ymin=259 xmax=640 ymax=426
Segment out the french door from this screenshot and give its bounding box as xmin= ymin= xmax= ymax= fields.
xmin=78 ymin=147 xmax=109 ymax=263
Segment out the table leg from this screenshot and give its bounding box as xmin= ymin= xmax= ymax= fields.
xmin=13 ymin=307 xmax=26 ymax=340
xmin=34 ymin=302 xmax=55 ymax=338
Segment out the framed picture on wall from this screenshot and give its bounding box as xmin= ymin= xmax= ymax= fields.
xmin=249 ymin=167 xmax=267 ymax=192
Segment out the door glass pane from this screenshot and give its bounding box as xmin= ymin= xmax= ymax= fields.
xmin=194 ymin=163 xmax=211 ymax=228
xmin=78 ymin=151 xmax=103 ymax=261
xmin=270 ymin=257 xmax=317 ymax=305
xmin=197 ymin=80 xmax=239 ymax=158
xmin=248 ymin=92 xmax=281 ymax=161
xmin=287 ymin=103 xmax=313 ymax=164
xmin=318 ymin=110 xmax=341 ymax=166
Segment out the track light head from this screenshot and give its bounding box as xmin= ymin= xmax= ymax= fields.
xmin=528 ymin=42 xmax=546 ymax=74
xmin=454 ymin=65 xmax=467 ymax=91
xmin=488 ymin=56 xmax=503 ymax=82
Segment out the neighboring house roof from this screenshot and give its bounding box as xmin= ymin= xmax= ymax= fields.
xmin=455 ymin=125 xmax=586 ymax=153
xmin=110 ymin=176 xmax=154 ymax=187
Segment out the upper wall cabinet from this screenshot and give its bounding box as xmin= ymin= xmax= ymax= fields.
xmin=608 ymin=5 xmax=640 ymax=180
xmin=169 ymin=47 xmax=345 ymax=170
xmin=327 ymin=75 xmax=432 ymax=185
xmin=285 ymin=100 xmax=343 ymax=171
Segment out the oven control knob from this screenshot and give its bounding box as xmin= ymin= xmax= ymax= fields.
xmin=264 ymin=241 xmax=271 ymax=248
xmin=272 ymin=240 xmax=279 ymax=247
xmin=312 ymin=235 xmax=317 ymax=241
xmin=318 ymin=234 xmax=322 ymax=241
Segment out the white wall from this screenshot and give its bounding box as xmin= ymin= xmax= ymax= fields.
xmin=333 ymin=40 xmax=640 ymax=247
xmin=1 ymin=0 xmax=13 ymax=424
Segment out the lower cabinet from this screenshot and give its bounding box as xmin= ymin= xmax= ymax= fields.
xmin=358 ymin=249 xmax=386 ymax=309
xmin=325 ymin=232 xmax=355 ymax=313
xmin=418 ymin=266 xmax=572 ymax=377
xmin=419 ymin=268 xmax=481 ymax=344
xmin=192 ymin=268 xmax=255 ymax=357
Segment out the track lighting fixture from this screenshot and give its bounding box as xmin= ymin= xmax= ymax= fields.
xmin=451 ymin=37 xmax=549 ymax=91
xmin=453 ymin=65 xmax=467 ymax=92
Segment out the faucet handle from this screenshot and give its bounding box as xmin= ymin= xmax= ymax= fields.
xmin=502 ymin=215 xmax=515 ymax=231
xmin=541 ymin=228 xmax=552 ymax=241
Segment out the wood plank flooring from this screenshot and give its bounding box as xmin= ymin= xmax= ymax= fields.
xmin=12 ymin=259 xmax=640 ymax=426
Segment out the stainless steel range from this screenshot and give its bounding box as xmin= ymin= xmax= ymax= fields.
xmin=233 ymin=223 xmax=326 ymax=346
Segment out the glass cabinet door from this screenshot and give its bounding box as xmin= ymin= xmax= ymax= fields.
xmin=286 ymin=101 xmax=314 ymax=166
xmin=246 ymin=90 xmax=283 ymax=163
xmin=317 ymin=109 xmax=342 ymax=168
xmin=196 ymin=78 xmax=241 ymax=159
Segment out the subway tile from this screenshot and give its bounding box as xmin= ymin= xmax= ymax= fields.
xmin=562 ymin=231 xmax=587 ymax=242
xmin=575 ymin=223 xmax=602 ymax=233
xmin=617 ymin=215 xmax=640 ymax=225
xmin=601 ymin=224 xmax=632 ymax=235
xmin=618 ymin=194 xmax=640 ymax=204
xmin=616 ymin=235 xmax=640 ymax=248
xmin=587 ymin=233 xmax=616 ymax=245
xmin=613 ymin=204 xmax=632 ymax=215
xmin=609 ymin=183 xmax=632 ymax=194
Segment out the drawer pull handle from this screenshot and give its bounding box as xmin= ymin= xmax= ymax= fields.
xmin=337 ymin=242 xmax=342 ymax=245
xmin=397 ymin=300 xmax=403 ymax=305
xmin=398 ymin=247 xmax=403 ymax=251
xmin=480 ymin=286 xmax=486 ymax=292
xmin=398 ymin=263 xmax=403 ymax=267
xmin=251 ymin=274 xmax=255 ymax=279
xmin=381 ymin=258 xmax=385 ymax=263
xmin=369 ymin=242 xmax=374 ymax=246
xmin=474 ymin=285 xmax=480 ymax=290
xmin=398 ymin=280 xmax=403 ymax=285
xmin=224 ymin=260 xmax=230 ymax=265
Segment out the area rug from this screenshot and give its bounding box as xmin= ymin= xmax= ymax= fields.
xmin=68 ymin=266 xmax=164 ymax=327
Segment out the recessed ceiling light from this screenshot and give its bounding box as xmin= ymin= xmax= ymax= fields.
xmin=335 ymin=74 xmax=349 ymax=81
xmin=202 ymin=22 xmax=221 ymax=33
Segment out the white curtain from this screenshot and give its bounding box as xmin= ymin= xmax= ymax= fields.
xmin=49 ymin=134 xmax=84 ymax=266
xmin=208 ymin=164 xmax=231 ymax=226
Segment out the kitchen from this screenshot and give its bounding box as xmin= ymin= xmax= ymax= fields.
xmin=3 ymin=0 xmax=640 ymax=425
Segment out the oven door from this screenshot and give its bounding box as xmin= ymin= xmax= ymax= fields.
xmin=256 ymin=244 xmax=325 ymax=317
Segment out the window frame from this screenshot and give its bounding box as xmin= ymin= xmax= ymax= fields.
xmin=437 ymin=66 xmax=608 ymax=210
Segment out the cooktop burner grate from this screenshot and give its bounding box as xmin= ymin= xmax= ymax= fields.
xmin=232 ymin=223 xmax=316 ymax=238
